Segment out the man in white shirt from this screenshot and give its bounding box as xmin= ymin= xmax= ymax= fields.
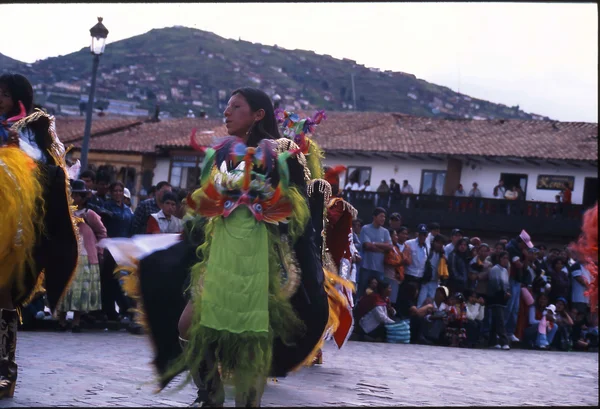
xmin=493 ymin=180 xmax=506 ymax=199
xmin=469 ymin=182 xmax=482 ymax=198
xmin=444 ymin=228 xmax=463 ymax=258
xmin=404 ymin=224 xmax=431 ymax=289
xmin=146 ymin=192 xmax=184 ymax=234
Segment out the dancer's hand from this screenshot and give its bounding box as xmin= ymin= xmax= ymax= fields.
xmin=7 ymin=130 xmax=19 ymax=147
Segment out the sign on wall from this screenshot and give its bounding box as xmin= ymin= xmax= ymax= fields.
xmin=536 ymin=175 xmax=575 ymax=190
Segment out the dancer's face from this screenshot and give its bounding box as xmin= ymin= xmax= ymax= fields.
xmin=223 ymin=93 xmax=264 ymax=140
xmin=0 ymin=85 xmax=15 ymax=117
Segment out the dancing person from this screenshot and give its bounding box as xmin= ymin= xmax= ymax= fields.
xmin=0 ymin=73 xmax=78 ymax=398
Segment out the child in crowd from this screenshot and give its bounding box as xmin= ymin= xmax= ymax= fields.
xmin=146 ymin=191 xmax=184 ymax=234
xmin=537 ymin=304 xmax=558 ymax=349
xmin=464 ymin=289 xmax=485 ymax=347
xmin=445 ymin=293 xmax=468 ymax=347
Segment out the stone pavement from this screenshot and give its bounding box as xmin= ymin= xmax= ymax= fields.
xmin=2 ymin=330 xmax=598 ymax=407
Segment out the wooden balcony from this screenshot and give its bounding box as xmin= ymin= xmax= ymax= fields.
xmin=342 ymin=192 xmax=588 ymax=240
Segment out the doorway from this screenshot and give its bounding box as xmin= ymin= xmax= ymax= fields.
xmin=582 ymin=177 xmax=598 ymax=208
xmin=500 ymin=173 xmax=528 ymax=198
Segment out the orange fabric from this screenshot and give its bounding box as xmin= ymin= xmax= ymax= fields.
xmin=572 ymin=203 xmax=598 ymax=312
xmin=326 ymin=198 xmax=353 ymax=267
xmin=146 ymin=216 xmax=161 ymax=234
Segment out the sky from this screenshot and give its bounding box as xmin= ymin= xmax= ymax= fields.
xmin=1 ymin=2 xmax=597 ymax=122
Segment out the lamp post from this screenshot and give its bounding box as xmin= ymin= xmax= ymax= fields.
xmin=80 ymin=17 xmax=109 ymax=171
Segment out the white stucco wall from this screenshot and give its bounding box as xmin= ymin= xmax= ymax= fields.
xmin=154 ymin=153 xmax=596 ymax=205
xmin=153 ymin=158 xmax=170 ymax=185
xmin=323 ymin=155 xmax=446 ymax=191
xmin=460 ymin=162 xmax=596 ymax=204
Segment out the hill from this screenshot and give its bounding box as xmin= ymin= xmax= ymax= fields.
xmin=1 ymin=26 xmax=550 ymax=120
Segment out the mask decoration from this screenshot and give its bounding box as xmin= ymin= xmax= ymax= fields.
xmin=187 ymin=136 xmax=294 ymax=224
xmin=0 ymin=101 xmax=27 ymax=143
xmin=275 ymin=109 xmax=326 ymax=155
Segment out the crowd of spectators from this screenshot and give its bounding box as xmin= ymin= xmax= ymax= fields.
xmin=350 ymin=207 xmax=597 ymax=352
xmin=20 ymin=169 xmax=188 ymax=334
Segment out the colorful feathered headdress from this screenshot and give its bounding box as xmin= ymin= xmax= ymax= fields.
xmin=275 ymin=109 xmax=326 ymax=155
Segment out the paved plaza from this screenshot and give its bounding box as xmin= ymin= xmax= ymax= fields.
xmin=2 ymin=330 xmax=598 ymax=407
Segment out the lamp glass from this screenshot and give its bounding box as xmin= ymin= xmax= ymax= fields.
xmin=90 ymin=36 xmax=106 ymax=55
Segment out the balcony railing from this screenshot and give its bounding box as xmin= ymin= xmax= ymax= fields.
xmin=342 ymin=191 xmax=587 ymax=239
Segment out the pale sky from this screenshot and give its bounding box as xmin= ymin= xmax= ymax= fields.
xmin=1 ymin=2 xmax=597 ymax=122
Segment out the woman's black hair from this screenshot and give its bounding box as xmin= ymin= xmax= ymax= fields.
xmin=551 ymin=257 xmax=565 ymax=271
xmin=230 ymin=88 xmax=281 ymax=147
xmin=0 ymin=73 xmax=34 ymax=116
xmin=492 ymin=250 xmax=509 ymax=265
xmin=377 ymin=280 xmax=391 ymax=295
xmin=401 ymin=281 xmax=419 ymax=301
xmin=109 ymin=181 xmax=125 ymax=192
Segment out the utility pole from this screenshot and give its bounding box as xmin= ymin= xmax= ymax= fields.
xmin=350 ymin=72 xmax=357 ymax=110
xmin=80 ymin=54 xmax=100 ymax=171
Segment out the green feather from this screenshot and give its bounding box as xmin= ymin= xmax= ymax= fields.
xmin=199 ymin=148 xmax=216 ymax=186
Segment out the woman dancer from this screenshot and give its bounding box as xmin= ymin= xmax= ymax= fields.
xmin=113 ymin=88 xmax=331 ymax=407
xmin=0 ymin=73 xmax=78 ymax=398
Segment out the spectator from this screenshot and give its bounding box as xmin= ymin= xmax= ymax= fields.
xmin=352 ymin=219 xmax=363 ymax=236
xmin=358 ymin=208 xmax=393 ymax=297
xmin=537 ymin=245 xmax=548 ymax=264
xmin=447 ymin=238 xmax=470 ymax=294
xmin=504 ymin=186 xmax=519 ymax=200
xmin=359 ymin=179 xmax=373 ymax=192
xmin=389 ymin=178 xmax=401 ymax=196
xmin=394 ymin=226 xmax=412 ymax=278
xmin=444 ymin=228 xmax=463 ymax=258
xmin=492 ymin=241 xmax=506 ymax=256
xmin=395 ymin=281 xmax=433 ymax=343
xmin=80 ymin=169 xmax=96 ymax=192
xmin=146 ymin=191 xmax=184 ymax=234
xmin=571 ymin=259 xmax=592 ymax=315
xmin=445 ymin=293 xmax=468 ymax=347
xmin=426 ymin=222 xmax=441 ymax=247
xmin=100 ymin=181 xmax=134 ymax=322
xmin=417 ymin=234 xmax=445 ymax=308
xmin=561 ymin=183 xmax=572 ymax=205
xmin=403 ymin=224 xmax=430 ymax=290
xmin=130 ymin=181 xmax=172 ymax=235
xmin=468 ymin=183 xmax=482 ymax=198
xmin=548 ymin=258 xmax=569 ymax=303
xmin=469 ymin=243 xmax=492 ymax=294
xmin=57 ymin=180 xmax=106 ymax=332
xmin=401 ymin=180 xmax=414 ymax=194
xmin=95 ymin=172 xmax=111 ymax=201
xmin=355 ymin=280 xmax=396 ymax=341
xmin=364 ymin=277 xmax=378 ymax=297
xmin=488 ymin=251 xmax=511 ymax=349
xmin=516 ymin=185 xmax=526 ymax=201
xmin=464 ymin=289 xmax=485 ymax=347
xmin=383 ymin=229 xmax=404 ymax=303
xmin=536 ymin=304 xmax=558 ymax=349
xmin=524 ymin=292 xmax=552 ymax=348
xmin=504 ymin=230 xmax=534 ymax=343
xmin=123 ymin=187 xmax=132 ymax=208
xmin=419 ymin=286 xmax=449 ymax=345
xmin=455 ymin=184 xmax=466 ymax=197
xmin=552 ymin=297 xmax=574 ymax=351
xmin=344 ymin=170 xmax=360 ymax=191
xmin=389 ymin=213 xmax=402 ymax=230
xmin=493 ymin=179 xmax=506 ymax=199
xmin=401 ymin=180 xmax=414 ymax=209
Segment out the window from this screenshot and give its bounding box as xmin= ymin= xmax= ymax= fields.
xmin=500 ymin=173 xmax=528 ymax=197
xmin=420 ymin=170 xmax=446 ymax=195
xmin=345 ymin=166 xmax=371 ymax=189
xmin=169 ymin=155 xmax=200 ymax=189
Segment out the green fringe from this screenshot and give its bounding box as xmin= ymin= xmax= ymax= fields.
xmin=161 ymin=188 xmax=308 ymax=395
xmin=306 ymin=141 xmax=325 ymax=180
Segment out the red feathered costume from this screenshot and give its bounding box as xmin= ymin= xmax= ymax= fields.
xmin=323 ymin=165 xmax=357 ymax=349
xmin=572 ymin=203 xmax=598 ymax=313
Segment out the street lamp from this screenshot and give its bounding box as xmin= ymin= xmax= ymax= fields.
xmin=80 ymin=17 xmax=109 ymax=171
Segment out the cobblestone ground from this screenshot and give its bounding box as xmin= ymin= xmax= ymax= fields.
xmin=2 ymin=330 xmax=598 ymax=407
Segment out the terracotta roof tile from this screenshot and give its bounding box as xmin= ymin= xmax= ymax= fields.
xmin=64 ymin=112 xmax=598 ymax=162
xmin=69 ymin=118 xmax=222 ymax=153
xmin=55 ymin=116 xmax=145 ymax=143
